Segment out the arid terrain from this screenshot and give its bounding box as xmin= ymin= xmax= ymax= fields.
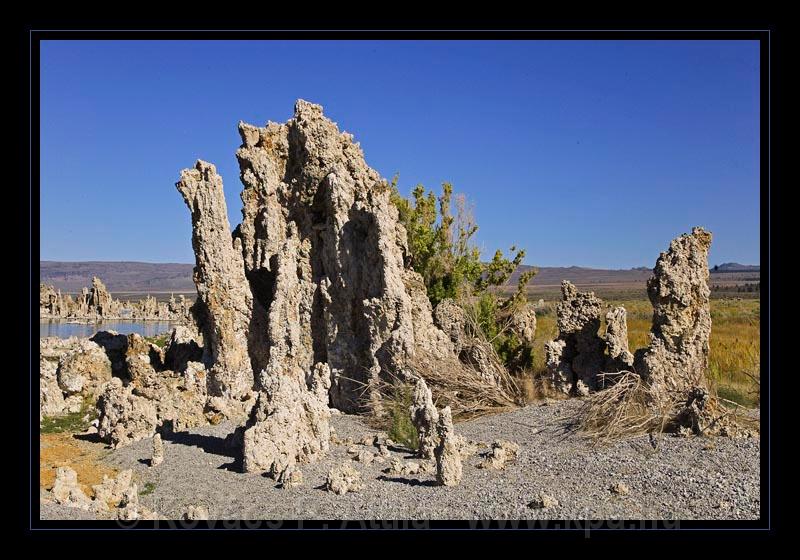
xmin=40 ymin=400 xmax=760 ymax=521
xmin=38 ymin=100 xmax=760 ymax=523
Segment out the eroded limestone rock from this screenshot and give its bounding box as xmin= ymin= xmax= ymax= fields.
xmin=528 ymin=493 xmax=559 ymax=509
xmin=325 ymin=463 xmax=363 ymax=495
xmin=40 ymin=358 xmax=66 ymax=419
xmin=52 ymin=467 xmax=92 ymax=510
xmin=96 ymin=378 xmax=158 ymax=448
xmin=434 ymin=406 xmax=462 ymax=486
xmin=241 ymin=363 xmax=331 ymax=478
xmin=635 ymin=227 xmax=713 ymax=403
xmin=57 ymin=340 xmax=113 ymax=397
xmin=233 ymin=100 xmax=452 ymax=411
xmin=183 ymin=505 xmax=210 ymax=520
xmin=176 ymin=160 xmax=263 ymax=399
xmin=163 ymin=325 xmax=204 ymax=373
xmin=91 ymin=469 xmax=133 ymax=506
xmin=433 ymin=298 xmax=466 ymax=353
xmin=409 ymin=377 xmax=439 ymax=459
xmin=477 ymin=439 xmax=520 ymax=470
xmin=546 ymin=281 xmax=605 ymax=395
xmin=604 ymin=306 xmax=634 ymax=378
xmin=151 ymin=434 xmax=164 ymax=467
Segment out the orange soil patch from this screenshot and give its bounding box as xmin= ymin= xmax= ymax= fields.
xmin=40 ymin=433 xmax=117 ymax=497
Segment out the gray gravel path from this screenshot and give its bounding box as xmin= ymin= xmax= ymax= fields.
xmin=40 ymin=399 xmax=760 ymax=521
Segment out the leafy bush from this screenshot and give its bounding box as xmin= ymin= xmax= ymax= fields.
xmin=390 ymin=177 xmax=537 ymax=370
xmin=390 ymin=179 xmax=483 ymax=307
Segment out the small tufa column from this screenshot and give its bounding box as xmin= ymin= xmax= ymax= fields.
xmin=635 ymin=227 xmax=713 ymax=404
xmin=409 ymin=377 xmax=439 ymax=459
xmin=176 ymin=160 xmax=257 ymax=400
xmin=434 ymin=406 xmax=462 ymax=486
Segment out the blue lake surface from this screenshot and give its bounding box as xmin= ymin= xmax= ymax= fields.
xmin=40 ymin=320 xmax=177 ymax=339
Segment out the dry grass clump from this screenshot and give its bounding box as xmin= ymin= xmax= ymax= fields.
xmin=574 ymin=371 xmax=760 ymax=444
xmin=572 ymin=371 xmax=670 ymax=444
xmin=407 ymin=349 xmax=521 ymax=420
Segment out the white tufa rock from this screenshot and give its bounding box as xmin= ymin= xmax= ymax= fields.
xmin=325 ymin=463 xmax=363 ymax=495
xmin=96 ymin=378 xmax=158 ymax=448
xmin=52 ymin=467 xmax=92 ymax=510
xmin=434 ymin=406 xmax=462 ymax=486
xmin=477 ymin=440 xmax=520 ymax=470
xmin=151 ymin=434 xmax=164 ymax=467
xmin=409 ymin=377 xmax=439 ymax=459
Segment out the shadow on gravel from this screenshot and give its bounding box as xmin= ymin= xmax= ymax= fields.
xmin=377 ymin=475 xmax=437 ymax=487
xmin=162 ymin=431 xmax=237 ymax=458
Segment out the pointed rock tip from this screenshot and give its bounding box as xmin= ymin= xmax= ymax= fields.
xmin=294 ymin=99 xmax=325 ymax=120
xmin=194 ymin=160 xmax=216 ymax=174
xmin=238 ymin=121 xmax=261 ymax=148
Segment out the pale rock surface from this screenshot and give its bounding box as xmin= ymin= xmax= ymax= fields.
xmin=432 ymin=298 xmax=466 ymax=353
xmin=151 ymin=434 xmax=164 ymax=467
xmin=96 ymin=378 xmax=158 ymax=448
xmin=529 ymin=493 xmax=559 ymax=509
xmin=52 ymin=467 xmax=92 ymax=510
xmin=163 ymin=325 xmax=204 ymax=373
xmin=546 ymin=281 xmax=605 ymax=395
xmin=176 ymin=160 xmax=263 ymax=400
xmin=409 ymin=377 xmax=439 ymax=459
xmin=241 ymin=363 xmax=331 ymax=478
xmin=40 ymin=358 xmax=66 ymax=419
xmin=277 ymin=468 xmax=303 ymax=489
xmin=91 ymin=469 xmax=133 ymax=506
xmin=434 ymin=406 xmax=462 ymax=486
xmin=508 ymin=305 xmax=537 ymax=347
xmin=325 ymin=463 xmax=363 ymax=495
xmin=184 ymin=505 xmax=210 ymax=520
xmin=604 ymin=306 xmax=635 ymax=377
xmin=57 ymin=339 xmax=113 ymax=397
xmin=635 ymin=227 xmax=713 ymax=404
xmin=233 ymin=100 xmax=453 ymax=412
xmin=477 ymin=440 xmax=520 ymax=470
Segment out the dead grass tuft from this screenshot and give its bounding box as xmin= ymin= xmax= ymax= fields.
xmin=572 ymin=371 xmax=671 ymax=444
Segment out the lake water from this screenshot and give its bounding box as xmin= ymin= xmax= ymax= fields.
xmin=40 ymin=319 xmax=178 ymax=339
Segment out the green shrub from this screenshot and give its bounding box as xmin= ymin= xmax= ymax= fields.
xmin=390 ymin=177 xmax=537 ymax=371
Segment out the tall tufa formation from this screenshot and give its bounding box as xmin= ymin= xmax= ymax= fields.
xmin=176 ymin=100 xmax=457 ymax=476
xmin=635 ymin=227 xmax=713 ymax=403
xmin=88 ymin=277 xmax=117 ymax=317
xmin=544 ymin=281 xmax=606 ymax=395
xmin=176 ymin=161 xmax=268 ymax=399
xmin=230 ymin=99 xmax=449 ymax=411
xmin=604 ymin=306 xmax=634 ymax=375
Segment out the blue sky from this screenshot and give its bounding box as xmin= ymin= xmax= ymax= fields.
xmin=40 ymin=40 xmax=760 ymax=268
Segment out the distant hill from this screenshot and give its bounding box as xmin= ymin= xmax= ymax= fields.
xmin=40 ymin=260 xmax=759 ymax=294
xmin=40 ymin=261 xmax=195 ymax=293
xmin=509 ymin=265 xmax=653 ymax=288
xmin=713 ymin=263 xmax=760 ymax=273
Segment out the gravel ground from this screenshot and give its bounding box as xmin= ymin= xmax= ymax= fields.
xmin=39 ymin=399 xmax=760 ymax=521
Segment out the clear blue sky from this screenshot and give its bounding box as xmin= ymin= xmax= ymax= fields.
xmin=40 ymin=40 xmax=760 ymax=268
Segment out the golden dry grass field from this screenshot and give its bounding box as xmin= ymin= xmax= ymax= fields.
xmin=525 ymin=297 xmax=760 ymax=408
